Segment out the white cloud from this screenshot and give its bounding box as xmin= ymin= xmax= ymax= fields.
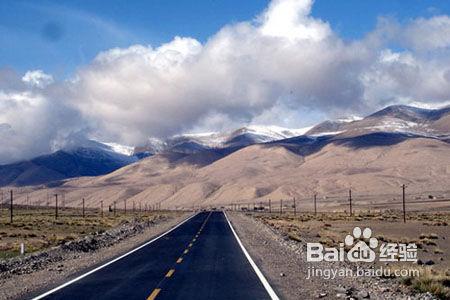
xmin=402 ymin=15 xmax=450 ymax=51
xmin=0 ymin=72 xmax=83 ymax=164
xmin=70 ymin=0 xmax=372 ymax=145
xmin=1 ymin=0 xmax=450 ymax=163
xmin=259 ymin=0 xmax=331 ymax=41
xmin=22 ymin=70 xmax=54 ymax=88
xmin=361 ymin=49 xmax=450 ymax=107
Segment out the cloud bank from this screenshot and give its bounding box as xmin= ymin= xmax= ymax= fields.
xmin=1 ymin=0 xmax=450 ymax=163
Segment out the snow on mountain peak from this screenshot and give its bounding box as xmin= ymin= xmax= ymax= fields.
xmin=244 ymin=125 xmax=313 ymax=139
xmin=101 ymin=142 xmax=135 ymax=156
xmin=400 ymin=101 xmax=450 ymax=110
xmin=336 ymin=116 xmax=363 ymax=123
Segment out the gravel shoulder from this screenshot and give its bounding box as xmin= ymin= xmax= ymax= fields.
xmin=227 ymin=212 xmax=435 ymax=300
xmin=0 ymin=212 xmax=191 ymax=300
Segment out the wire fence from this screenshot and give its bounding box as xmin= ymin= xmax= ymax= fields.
xmin=0 ymin=186 xmax=449 ymax=223
xmin=219 ymin=187 xmax=450 ymax=222
xmin=0 ymin=188 xmax=167 ymax=223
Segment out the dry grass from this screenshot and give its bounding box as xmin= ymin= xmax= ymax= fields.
xmin=0 ymin=207 xmax=179 ymax=259
xmin=400 ymin=268 xmax=450 ymax=300
xmin=251 ymin=210 xmax=450 ymax=299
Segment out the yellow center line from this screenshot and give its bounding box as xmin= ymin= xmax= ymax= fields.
xmin=165 ymin=269 xmax=175 ymax=278
xmin=147 ymin=288 xmax=161 ymax=300
xmin=146 ymin=212 xmax=213 ymax=300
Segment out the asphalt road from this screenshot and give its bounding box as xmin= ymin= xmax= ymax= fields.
xmin=33 ymin=211 xmax=277 ymax=300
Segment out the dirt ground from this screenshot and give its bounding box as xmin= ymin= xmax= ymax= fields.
xmin=0 ymin=207 xmax=176 ymax=259
xmin=228 ymin=211 xmax=449 ymax=299
xmin=254 ymin=211 xmax=450 ymax=272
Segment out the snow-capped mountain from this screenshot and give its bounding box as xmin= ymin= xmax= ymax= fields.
xmin=134 ymin=105 xmax=449 ymax=156
xmin=64 ymin=139 xmax=138 ymax=164
xmin=1 ymin=104 xmax=448 ymax=187
xmin=306 ymin=105 xmax=450 ymax=138
xmin=134 ymin=125 xmax=313 ymax=155
xmin=101 ymin=142 xmax=135 ymax=156
xmin=0 ymin=139 xmax=139 ymax=187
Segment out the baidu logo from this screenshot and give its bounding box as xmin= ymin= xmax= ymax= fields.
xmin=345 ymin=227 xmax=378 ymax=262
xmin=307 ymin=227 xmax=417 ymax=263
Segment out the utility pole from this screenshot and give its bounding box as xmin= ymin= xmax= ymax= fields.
xmin=314 ymin=194 xmax=317 ymax=216
xmin=402 ymin=184 xmax=406 ymax=223
xmin=124 ymin=199 xmax=127 ymax=215
xmin=269 ymin=199 xmax=271 ymax=213
xmin=280 ymin=199 xmax=283 ymax=215
xmin=55 ymin=194 xmax=58 ymax=220
xmin=82 ymin=198 xmax=85 ymax=218
xmin=133 ymin=202 xmax=135 ymax=214
xmin=293 ymin=197 xmax=297 ymax=215
xmin=10 ymin=190 xmax=13 ymax=224
xmin=349 ymin=189 xmax=352 ymax=216
xmin=100 ymin=201 xmax=103 ymax=218
xmin=113 ymin=201 xmax=116 ymax=217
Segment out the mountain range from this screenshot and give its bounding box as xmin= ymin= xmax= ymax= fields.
xmin=6 ymin=104 xmax=450 ymax=210
xmin=0 ymin=140 xmax=138 ymax=187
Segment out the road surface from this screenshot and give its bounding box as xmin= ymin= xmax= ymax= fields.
xmin=32 ymin=211 xmax=278 ymax=300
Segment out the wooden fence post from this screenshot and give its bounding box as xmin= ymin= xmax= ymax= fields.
xmin=349 ymin=189 xmax=352 ymax=216
xmin=402 ymin=184 xmax=406 ymax=223
xmin=293 ymin=197 xmax=297 ymax=215
xmin=55 ymin=194 xmax=58 ymax=220
xmin=314 ymin=194 xmax=317 ymax=216
xmin=9 ymin=190 xmax=13 ymax=223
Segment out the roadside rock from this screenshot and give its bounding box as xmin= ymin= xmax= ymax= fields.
xmin=356 ymin=290 xmax=370 ymax=299
xmin=0 ymin=218 xmax=166 ymax=278
xmin=227 ymin=212 xmax=438 ymax=300
xmin=424 ymin=260 xmax=435 ymax=266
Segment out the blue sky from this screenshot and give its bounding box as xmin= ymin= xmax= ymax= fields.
xmin=1 ymin=0 xmax=449 ymax=77
xmin=2 ymin=0 xmax=450 ymax=163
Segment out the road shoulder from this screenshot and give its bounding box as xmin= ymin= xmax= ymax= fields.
xmin=227 ymin=212 xmax=432 ymax=300
xmin=0 ymin=212 xmax=191 ymax=300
